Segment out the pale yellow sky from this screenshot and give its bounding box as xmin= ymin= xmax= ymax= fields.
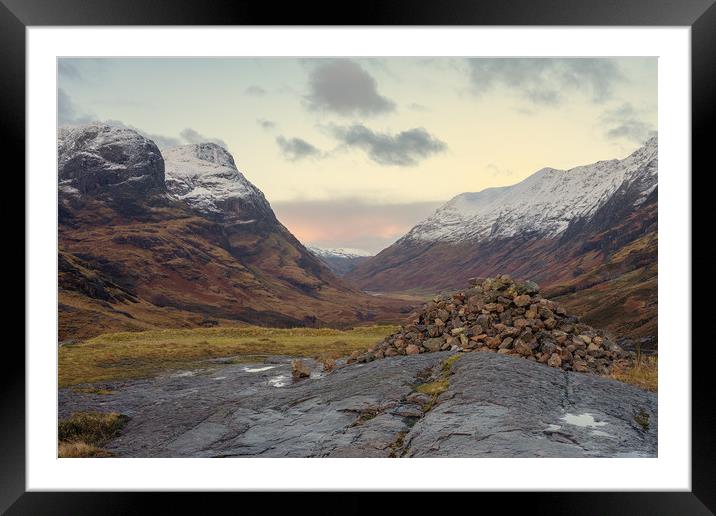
xmin=59 ymin=57 xmax=656 ymax=252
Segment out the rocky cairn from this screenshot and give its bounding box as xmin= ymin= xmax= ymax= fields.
xmin=349 ymin=275 xmax=629 ymax=375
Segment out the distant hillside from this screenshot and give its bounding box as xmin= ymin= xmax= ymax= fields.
xmin=307 ymin=247 xmax=373 ymax=276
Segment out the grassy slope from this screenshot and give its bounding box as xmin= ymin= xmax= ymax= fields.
xmin=59 ymin=325 xmax=397 ymax=386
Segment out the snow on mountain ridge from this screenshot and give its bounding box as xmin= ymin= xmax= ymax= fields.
xmin=308 ymin=246 xmax=374 ymax=259
xmin=163 ymin=143 xmax=270 ymax=217
xmin=404 ymin=137 xmax=657 ymax=244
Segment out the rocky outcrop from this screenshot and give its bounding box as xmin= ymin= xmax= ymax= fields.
xmin=59 ymin=352 xmax=657 ymax=458
xmin=349 ymin=276 xmax=629 ymax=375
xmin=58 ymin=124 xmax=165 ymax=195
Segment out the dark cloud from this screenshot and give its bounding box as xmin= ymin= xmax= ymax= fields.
xmin=179 ymin=128 xmax=228 ymax=149
xmin=273 ymin=199 xmax=444 ymax=254
xmin=601 ymin=103 xmax=656 ymax=144
xmin=276 ymin=136 xmax=322 ymax=161
xmin=257 ymin=118 xmax=276 ymax=130
xmin=245 ymin=85 xmax=267 ymax=96
xmin=58 ymin=89 xmax=95 ymax=125
xmin=331 ymin=124 xmax=447 ymax=166
xmin=305 ymin=60 xmax=395 ymax=116
xmin=467 ymin=58 xmax=623 ymax=105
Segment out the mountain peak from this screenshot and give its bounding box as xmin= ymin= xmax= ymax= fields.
xmin=163 ymin=142 xmax=272 ymax=220
xmin=167 ymin=142 xmax=236 ymax=170
xmin=58 ymin=123 xmax=165 ymax=196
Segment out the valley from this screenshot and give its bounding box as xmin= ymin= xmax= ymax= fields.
xmin=57 ymin=123 xmax=658 ymax=459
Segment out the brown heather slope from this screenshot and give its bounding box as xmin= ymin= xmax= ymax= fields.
xmin=58 ymin=125 xmax=413 ymax=341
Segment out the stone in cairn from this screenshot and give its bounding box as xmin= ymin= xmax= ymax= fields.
xmin=348 ymin=275 xmax=628 ymax=375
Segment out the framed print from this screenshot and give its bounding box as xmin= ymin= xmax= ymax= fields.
xmin=5 ymin=0 xmax=712 ymax=512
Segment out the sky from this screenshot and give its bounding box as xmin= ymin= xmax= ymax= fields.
xmin=58 ymin=57 xmax=657 ymax=254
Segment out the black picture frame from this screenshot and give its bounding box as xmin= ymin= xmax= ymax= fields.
xmin=4 ymin=0 xmax=711 ymax=513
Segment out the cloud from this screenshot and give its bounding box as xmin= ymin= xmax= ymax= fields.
xmin=330 ymin=124 xmax=447 ymax=166
xmin=179 ymin=128 xmax=227 ymax=149
xmin=276 ymin=136 xmax=322 ymax=161
xmin=466 ymin=58 xmax=623 ymax=105
xmin=57 ymin=90 xmax=229 ymax=150
xmin=245 ymin=85 xmax=267 ymax=96
xmin=102 ymin=119 xmax=181 ymax=148
xmin=58 ymin=61 xmax=82 ymax=81
xmin=601 ymin=103 xmax=656 ymax=144
xmin=58 ymin=88 xmax=95 ymax=125
xmin=273 ymin=199 xmax=444 ymax=254
xmin=407 ymin=102 xmax=430 ymax=112
xmin=101 ymin=120 xmax=226 ymax=150
xmin=305 ymin=60 xmax=395 ymax=116
xmin=257 ymin=118 xmax=276 ymax=130
xmin=485 ymin=164 xmax=515 ymax=177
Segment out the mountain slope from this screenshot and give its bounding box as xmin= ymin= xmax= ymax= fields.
xmin=58 ymin=124 xmax=411 ymax=340
xmin=347 ymin=138 xmax=658 ymax=346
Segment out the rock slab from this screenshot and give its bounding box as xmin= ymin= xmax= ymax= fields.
xmin=59 ymin=353 xmax=656 ymax=458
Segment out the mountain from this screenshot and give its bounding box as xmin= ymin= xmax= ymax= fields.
xmin=58 ymin=124 xmax=410 ymax=341
xmin=347 ymin=137 xmax=658 ymax=347
xmin=307 ymin=247 xmax=373 ymax=276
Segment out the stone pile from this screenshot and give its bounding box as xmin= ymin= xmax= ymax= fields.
xmin=349 ymin=275 xmax=629 ymax=375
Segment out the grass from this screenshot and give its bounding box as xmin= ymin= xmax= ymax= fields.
xmin=71 ymin=386 xmax=116 ymax=395
xmin=415 ymin=379 xmax=450 ymax=396
xmin=441 ymin=354 xmax=462 ymax=374
xmin=59 ymin=324 xmax=397 ymax=386
xmin=58 ymin=441 xmax=114 ymax=458
xmin=610 ymin=355 xmax=658 ymax=392
xmin=58 ymin=411 xmax=130 ymax=458
xmin=414 ymin=354 xmax=462 ymax=412
xmin=634 ymin=409 xmax=650 ymax=431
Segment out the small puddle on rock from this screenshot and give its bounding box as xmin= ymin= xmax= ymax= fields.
xmin=243 ymin=366 xmax=277 ymax=373
xmin=561 ymin=413 xmax=608 ymax=428
xmin=268 ymin=375 xmax=289 ymax=387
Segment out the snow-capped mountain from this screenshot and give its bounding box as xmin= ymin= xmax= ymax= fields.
xmin=57 ymin=124 xmax=410 ymax=340
xmin=403 ymin=136 xmax=657 ymax=244
xmin=308 ymin=246 xmax=374 ymax=276
xmin=163 ymin=143 xmax=273 ymax=222
xmin=347 ymin=137 xmax=658 ymax=344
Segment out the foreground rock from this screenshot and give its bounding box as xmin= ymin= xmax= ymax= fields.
xmin=59 ymin=352 xmax=656 ymax=458
xmin=350 ymin=275 xmax=629 ymax=376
